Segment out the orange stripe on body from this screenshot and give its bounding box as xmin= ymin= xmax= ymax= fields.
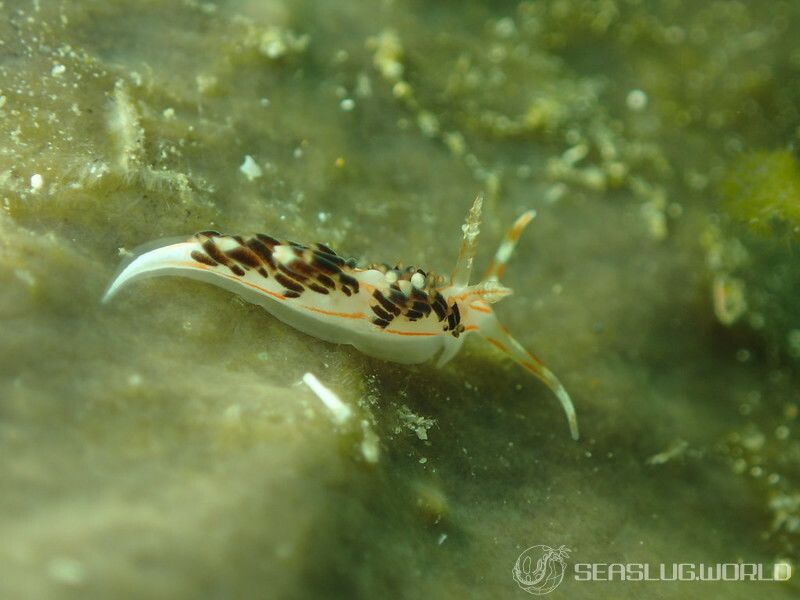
xmin=304 ymin=306 xmax=365 ymax=319
xmin=526 ymin=351 xmax=544 ymax=367
xmin=384 ymin=328 xmax=437 ymax=337
xmin=522 ymin=361 xmax=544 ymax=376
xmin=469 ymin=301 xmax=491 ymax=314
xmin=486 ymin=337 xmax=508 ymax=352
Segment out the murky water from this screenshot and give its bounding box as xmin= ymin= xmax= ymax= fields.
xmin=1 ymin=1 xmax=799 ymax=598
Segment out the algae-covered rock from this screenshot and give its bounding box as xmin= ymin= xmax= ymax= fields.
xmin=707 ymin=150 xmax=800 ymax=364
xmin=721 ymin=150 xmax=800 ymax=238
xmin=705 ymin=149 xmax=800 ymax=567
xmin=2 ymin=0 xmax=800 ymax=598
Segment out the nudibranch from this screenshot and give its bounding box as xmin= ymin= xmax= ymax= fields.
xmin=103 ymin=195 xmax=579 ymax=439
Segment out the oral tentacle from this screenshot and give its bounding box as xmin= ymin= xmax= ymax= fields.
xmin=480 ymin=315 xmax=579 ymax=440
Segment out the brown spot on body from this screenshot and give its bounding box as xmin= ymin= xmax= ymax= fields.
xmin=312 ymin=253 xmax=343 ymax=275
xmin=316 ymin=273 xmax=336 ymax=289
xmin=372 ymin=317 xmax=390 ymax=328
xmin=246 ymin=238 xmax=276 ymax=269
xmin=339 ymin=273 xmax=359 ymax=293
xmin=225 ymin=245 xmax=262 ymax=269
xmin=274 ymin=273 xmax=304 ymax=294
xmin=202 ymin=239 xmax=229 ymax=266
xmin=373 ymin=290 xmax=400 ymax=316
xmin=371 ymin=305 xmax=394 ymax=321
xmin=388 ymin=285 xmax=406 ymax=304
xmin=411 ymin=300 xmax=431 ymax=316
xmin=256 ymin=234 xmax=280 ymax=248
xmin=290 ymin=258 xmax=315 ymax=277
xmin=314 ymin=243 xmax=338 ymax=256
xmin=307 ymin=283 xmax=330 ymax=294
xmin=190 ymin=250 xmax=218 ymax=267
xmin=278 ymin=263 xmax=308 ymax=283
xmin=431 ymin=294 xmax=447 ymax=321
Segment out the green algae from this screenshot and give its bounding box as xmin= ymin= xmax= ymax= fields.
xmin=1 ymin=0 xmax=800 ymax=598
xmin=721 ymin=151 xmax=800 ymax=238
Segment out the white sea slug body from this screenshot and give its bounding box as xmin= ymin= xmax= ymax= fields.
xmin=103 ymin=195 xmax=579 ymax=439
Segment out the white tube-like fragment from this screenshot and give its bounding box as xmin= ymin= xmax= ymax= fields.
xmin=302 ymin=372 xmax=352 ymax=424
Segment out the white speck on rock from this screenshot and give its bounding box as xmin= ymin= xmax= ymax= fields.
xmin=239 ymin=155 xmax=262 ymax=181
xmin=302 ymin=372 xmax=352 ymax=424
xmin=51 ymin=64 xmax=66 ymax=76
xmin=626 ymin=89 xmax=648 ymax=111
xmin=360 ymin=420 xmax=380 ymax=464
xmin=30 ymin=173 xmax=43 ymax=191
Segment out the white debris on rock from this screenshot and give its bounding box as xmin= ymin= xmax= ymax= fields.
xmin=302 ymin=373 xmax=352 ymax=424
xmin=30 ymin=173 xmax=43 ymax=191
xmin=360 ymin=420 xmax=380 ymax=464
xmin=239 ymin=155 xmax=262 ymax=181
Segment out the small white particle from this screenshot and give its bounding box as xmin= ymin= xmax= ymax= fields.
xmin=360 ymin=420 xmax=380 ymax=464
xmin=30 ymin=173 xmax=43 ymax=191
xmin=260 ymin=97 xmax=270 ymax=107
xmin=419 ymin=457 xmax=428 ymax=464
xmin=411 ymin=272 xmax=425 ymax=288
xmin=51 ymin=64 xmax=66 ymax=76
xmin=340 ymin=98 xmax=355 ymax=111
xmin=302 ymin=372 xmax=352 ymax=424
xmin=317 ymin=211 xmax=330 ymax=223
xmin=239 ymin=155 xmax=262 ymax=181
xmin=626 ymin=89 xmax=648 ymax=111
xmin=162 ymin=107 xmax=175 ymax=119
xmin=385 ymin=270 xmax=398 ymax=284
xmin=437 ymin=533 xmax=448 ymax=545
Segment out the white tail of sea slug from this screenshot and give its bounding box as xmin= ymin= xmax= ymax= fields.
xmin=103 ymin=195 xmax=579 ymax=440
